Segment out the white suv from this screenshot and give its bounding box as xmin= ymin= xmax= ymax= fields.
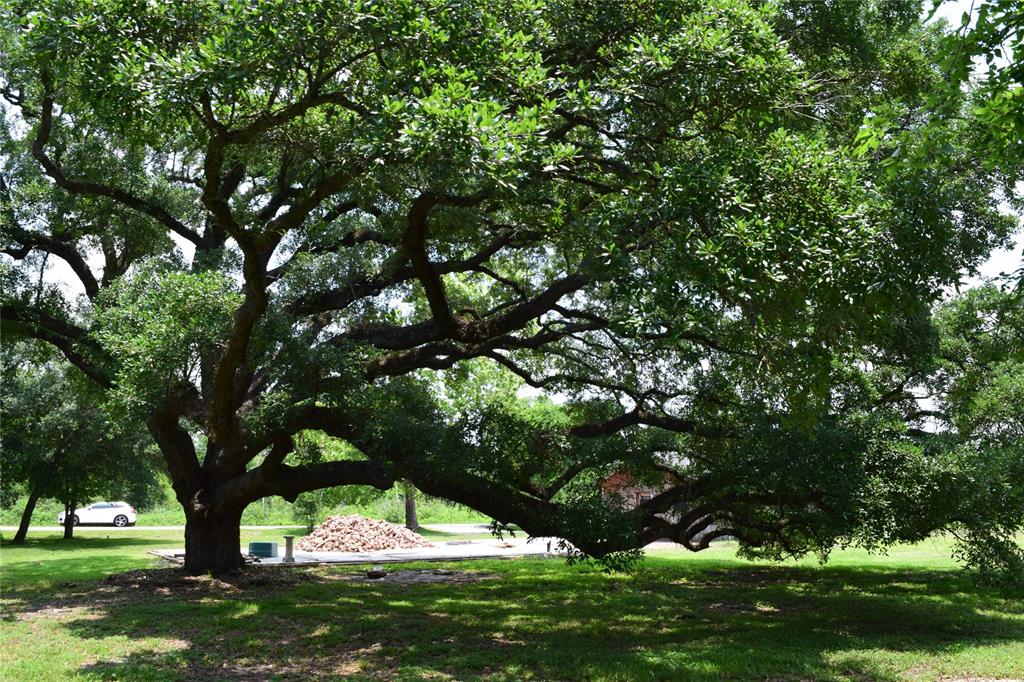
xmin=58 ymin=501 xmax=138 ymax=527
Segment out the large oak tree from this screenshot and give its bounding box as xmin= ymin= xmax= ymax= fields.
xmin=1 ymin=0 xmax=1019 ymax=573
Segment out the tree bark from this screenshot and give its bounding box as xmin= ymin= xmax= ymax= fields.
xmin=12 ymin=487 xmax=42 ymax=545
xmin=404 ymin=479 xmax=419 ymax=530
xmin=183 ymin=505 xmax=245 ymax=575
xmin=63 ymin=500 xmax=76 ymax=540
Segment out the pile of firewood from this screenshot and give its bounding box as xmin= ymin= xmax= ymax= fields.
xmin=296 ymin=515 xmax=434 ymax=552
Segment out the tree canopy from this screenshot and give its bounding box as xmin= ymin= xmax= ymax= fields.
xmin=937 ymin=0 xmax=1023 ymax=187
xmin=1 ymin=0 xmax=1020 ymax=574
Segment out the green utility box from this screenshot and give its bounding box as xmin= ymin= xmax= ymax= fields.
xmin=248 ymin=542 xmax=278 ymax=558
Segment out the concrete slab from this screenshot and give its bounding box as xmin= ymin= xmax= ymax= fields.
xmin=150 ymin=538 xmax=559 ymax=566
xmin=147 ymin=534 xmax=708 ymax=567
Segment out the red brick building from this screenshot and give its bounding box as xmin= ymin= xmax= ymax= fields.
xmin=600 ymin=470 xmax=670 ymax=510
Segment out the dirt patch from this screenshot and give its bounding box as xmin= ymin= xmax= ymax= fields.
xmin=9 ymin=604 xmax=93 ymax=621
xmin=81 ymin=659 xmax=285 ymax=682
xmin=330 ymin=568 xmax=498 ymax=585
xmin=695 ymin=567 xmax=799 ymax=586
xmin=102 ymin=566 xmax=317 ymax=591
xmin=705 ymin=600 xmax=793 ymax=615
xmin=6 ymin=566 xmax=323 ymax=620
xmin=706 ymin=601 xmax=760 ymax=614
xmin=7 ymin=565 xmax=496 ymax=622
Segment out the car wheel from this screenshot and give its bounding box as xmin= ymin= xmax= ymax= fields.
xmin=113 ymin=515 xmax=129 ymax=527
xmin=72 ymin=515 xmax=80 ymax=526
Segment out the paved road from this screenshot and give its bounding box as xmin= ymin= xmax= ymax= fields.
xmin=0 ymin=524 xmax=306 ymax=532
xmin=0 ymin=523 xmax=494 ymax=533
xmin=423 ymin=523 xmax=497 ymax=534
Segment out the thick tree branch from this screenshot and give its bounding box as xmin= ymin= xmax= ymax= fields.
xmin=0 ymin=304 xmax=111 ymax=387
xmin=147 ymin=410 xmax=203 ymax=508
xmin=404 ymin=192 xmax=458 ymax=336
xmin=31 ymin=72 xmax=202 ymax=246
xmin=206 ymin=254 xmax=270 ymax=452
xmin=290 ymin=227 xmax=529 ymax=317
xmin=2 ymin=229 xmax=100 ymax=299
xmin=2 ymin=176 xmax=101 ymax=297
xmin=350 ymin=271 xmax=590 ymax=359
xmin=271 ymin=460 xmax=395 ymax=502
xmin=222 ymin=85 xmax=373 ymax=146
xmin=569 ymin=409 xmax=705 ymax=438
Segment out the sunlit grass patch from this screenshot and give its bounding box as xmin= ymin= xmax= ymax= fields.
xmin=1 ymin=532 xmax=1023 ymax=681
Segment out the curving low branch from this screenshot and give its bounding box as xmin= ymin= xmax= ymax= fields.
xmin=0 ymin=303 xmax=112 ymax=387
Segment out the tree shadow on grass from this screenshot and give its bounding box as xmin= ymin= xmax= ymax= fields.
xmin=9 ymin=557 xmax=1015 ymax=681
xmin=0 ymin=535 xmax=173 ymax=600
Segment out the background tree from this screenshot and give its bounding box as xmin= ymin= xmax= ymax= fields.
xmin=1 ymin=344 xmax=165 ymax=542
xmin=1 ymin=344 xmax=82 ymax=543
xmin=0 ymin=0 xmax=1019 ymax=573
xmin=403 ymin=480 xmax=419 ymax=531
xmin=291 ymin=491 xmax=325 ymax=534
xmin=927 ymin=286 xmax=1024 ymax=584
xmin=288 ymin=436 xmax=330 ymax=532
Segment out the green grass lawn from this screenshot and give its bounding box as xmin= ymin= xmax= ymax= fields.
xmin=2 ymin=531 xmax=1023 ymax=681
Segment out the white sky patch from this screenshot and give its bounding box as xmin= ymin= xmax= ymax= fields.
xmin=963 ymin=231 xmax=1023 ymax=287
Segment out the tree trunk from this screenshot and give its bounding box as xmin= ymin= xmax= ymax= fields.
xmin=63 ymin=500 xmax=76 ymax=540
xmin=404 ymin=479 xmax=419 ymax=530
xmin=12 ymin=487 xmax=42 ymax=545
xmin=183 ymin=506 xmax=245 ymax=575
